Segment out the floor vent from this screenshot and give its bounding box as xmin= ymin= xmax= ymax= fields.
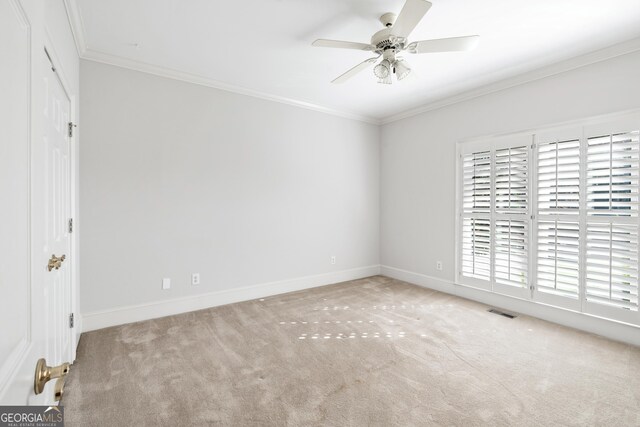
xmin=488 ymin=308 xmax=517 ymax=319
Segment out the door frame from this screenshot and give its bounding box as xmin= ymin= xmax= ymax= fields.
xmin=43 ymin=26 xmax=79 ymax=361
xmin=0 ymin=0 xmax=33 ymax=403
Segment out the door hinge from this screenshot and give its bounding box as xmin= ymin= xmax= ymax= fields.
xmin=68 ymin=218 xmax=73 ymax=234
xmin=69 ymin=313 xmax=74 ymax=328
xmin=45 ymin=48 xmax=56 ymax=72
xmin=531 ymin=143 xmax=536 ymax=149
xmin=68 ymin=122 xmax=76 ymax=138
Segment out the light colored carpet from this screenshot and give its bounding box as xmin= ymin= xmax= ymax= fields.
xmin=64 ymin=276 xmax=640 ymax=426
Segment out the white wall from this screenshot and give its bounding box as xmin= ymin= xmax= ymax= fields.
xmin=79 ymin=60 xmax=380 ymax=319
xmin=381 ymin=50 xmax=640 ymax=281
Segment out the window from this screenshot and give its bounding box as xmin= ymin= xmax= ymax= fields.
xmin=459 ymin=136 xmax=531 ymax=297
xmin=461 ymin=217 xmax=491 ymax=280
xmin=495 ymin=219 xmax=528 ymax=288
xmin=584 ymin=129 xmax=639 ymax=322
xmin=536 ymin=220 xmax=580 ymax=299
xmin=586 ymin=131 xmax=639 ymax=216
xmin=535 ymin=138 xmax=581 ymax=309
xmin=494 ymin=146 xmax=529 ymax=293
xmin=457 ymin=113 xmax=640 ymax=326
xmin=461 ymin=151 xmax=491 ymax=281
xmin=585 ymin=223 xmax=638 ymax=310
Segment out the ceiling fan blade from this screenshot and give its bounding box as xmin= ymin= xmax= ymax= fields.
xmin=392 ymin=0 xmax=432 ymax=39
xmin=407 ymin=35 xmax=480 ymax=54
xmin=331 ymin=57 xmax=378 ymax=84
xmin=312 ymin=39 xmax=375 ymax=51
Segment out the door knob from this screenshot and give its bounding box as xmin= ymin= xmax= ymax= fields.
xmin=54 ymin=376 xmax=66 ymax=402
xmin=34 ymin=358 xmax=70 ymax=395
xmin=47 ymin=254 xmax=66 ymax=271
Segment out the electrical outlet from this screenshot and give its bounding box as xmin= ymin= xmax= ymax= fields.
xmin=330 ymin=256 xmax=336 ymax=265
xmin=162 ymin=278 xmax=171 ymax=290
xmin=436 ymin=261 xmax=443 ymax=271
xmin=191 ymin=273 xmax=200 ymax=286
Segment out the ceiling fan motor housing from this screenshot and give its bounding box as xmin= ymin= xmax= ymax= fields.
xmin=371 ymin=27 xmax=405 ymax=59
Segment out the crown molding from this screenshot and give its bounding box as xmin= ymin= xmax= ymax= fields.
xmin=80 ymin=49 xmax=381 ymax=125
xmin=381 ymin=36 xmax=640 ymax=125
xmin=63 ymin=0 xmax=640 ymax=127
xmin=63 ymin=0 xmax=380 ymax=124
xmin=63 ymin=0 xmax=87 ymax=56
xmin=78 ymin=36 xmax=640 ymax=127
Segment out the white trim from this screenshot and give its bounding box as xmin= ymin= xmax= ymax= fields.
xmin=62 ymin=0 xmax=87 ymax=56
xmin=0 ymin=340 xmax=31 ymax=404
xmin=381 ymin=37 xmax=640 ymax=125
xmin=0 ymin=0 xmax=32 ymax=404
xmin=454 ymin=144 xmax=462 ymax=285
xmin=380 ymin=265 xmax=640 ymax=347
xmin=64 ymin=2 xmax=640 ymax=126
xmin=74 ymin=313 xmax=82 ymax=347
xmin=459 ymin=108 xmax=640 ymax=145
xmin=82 ymin=265 xmax=381 ymax=332
xmin=80 ymin=49 xmax=380 ymax=125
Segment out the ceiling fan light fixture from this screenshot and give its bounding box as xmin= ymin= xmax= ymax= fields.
xmin=373 ymin=59 xmax=391 ymax=79
xmin=378 ymin=73 xmax=392 ymax=85
xmin=394 ymin=59 xmax=411 ymax=80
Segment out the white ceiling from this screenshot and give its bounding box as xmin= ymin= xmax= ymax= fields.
xmin=71 ymin=0 xmax=640 ymax=121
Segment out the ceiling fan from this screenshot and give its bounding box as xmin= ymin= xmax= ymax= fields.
xmin=312 ymin=0 xmax=479 ymax=84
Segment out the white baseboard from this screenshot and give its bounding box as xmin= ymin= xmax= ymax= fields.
xmin=82 ymin=265 xmax=381 ymax=332
xmin=380 ymin=265 xmax=640 ymax=347
xmin=74 ymin=314 xmax=82 ymax=346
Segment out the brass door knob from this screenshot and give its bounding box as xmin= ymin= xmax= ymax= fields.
xmin=47 ymin=254 xmax=66 ymax=271
xmin=34 ymin=358 xmax=70 ymax=395
xmin=54 ymin=376 xmax=66 ymax=402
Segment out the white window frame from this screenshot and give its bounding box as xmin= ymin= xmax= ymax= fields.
xmin=455 ymin=110 xmax=640 ymax=327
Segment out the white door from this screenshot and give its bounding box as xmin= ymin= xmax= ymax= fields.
xmin=0 ymin=0 xmax=75 ymax=404
xmin=43 ymin=48 xmax=74 ymax=369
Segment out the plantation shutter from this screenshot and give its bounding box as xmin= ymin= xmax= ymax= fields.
xmin=537 ymin=139 xmax=580 ymax=214
xmin=494 ymin=146 xmax=529 ymax=289
xmin=461 ymin=151 xmax=491 ymax=281
xmin=585 ymin=223 xmax=638 ymax=310
xmin=462 ymin=151 xmax=491 ymax=214
xmin=495 ymin=146 xmax=528 ymax=213
xmin=495 ymin=219 xmax=528 ymax=287
xmin=536 ymin=138 xmax=581 ymax=300
xmin=585 ymin=130 xmax=640 ymax=314
xmin=462 ymin=218 xmax=491 ymax=280
xmin=586 ymin=131 xmax=639 ymax=217
xmin=457 ymin=113 xmax=640 ymax=325
xmin=536 ymin=220 xmax=580 ymax=298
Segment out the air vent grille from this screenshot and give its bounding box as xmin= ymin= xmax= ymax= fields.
xmin=487 ymin=308 xmax=517 ymax=319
